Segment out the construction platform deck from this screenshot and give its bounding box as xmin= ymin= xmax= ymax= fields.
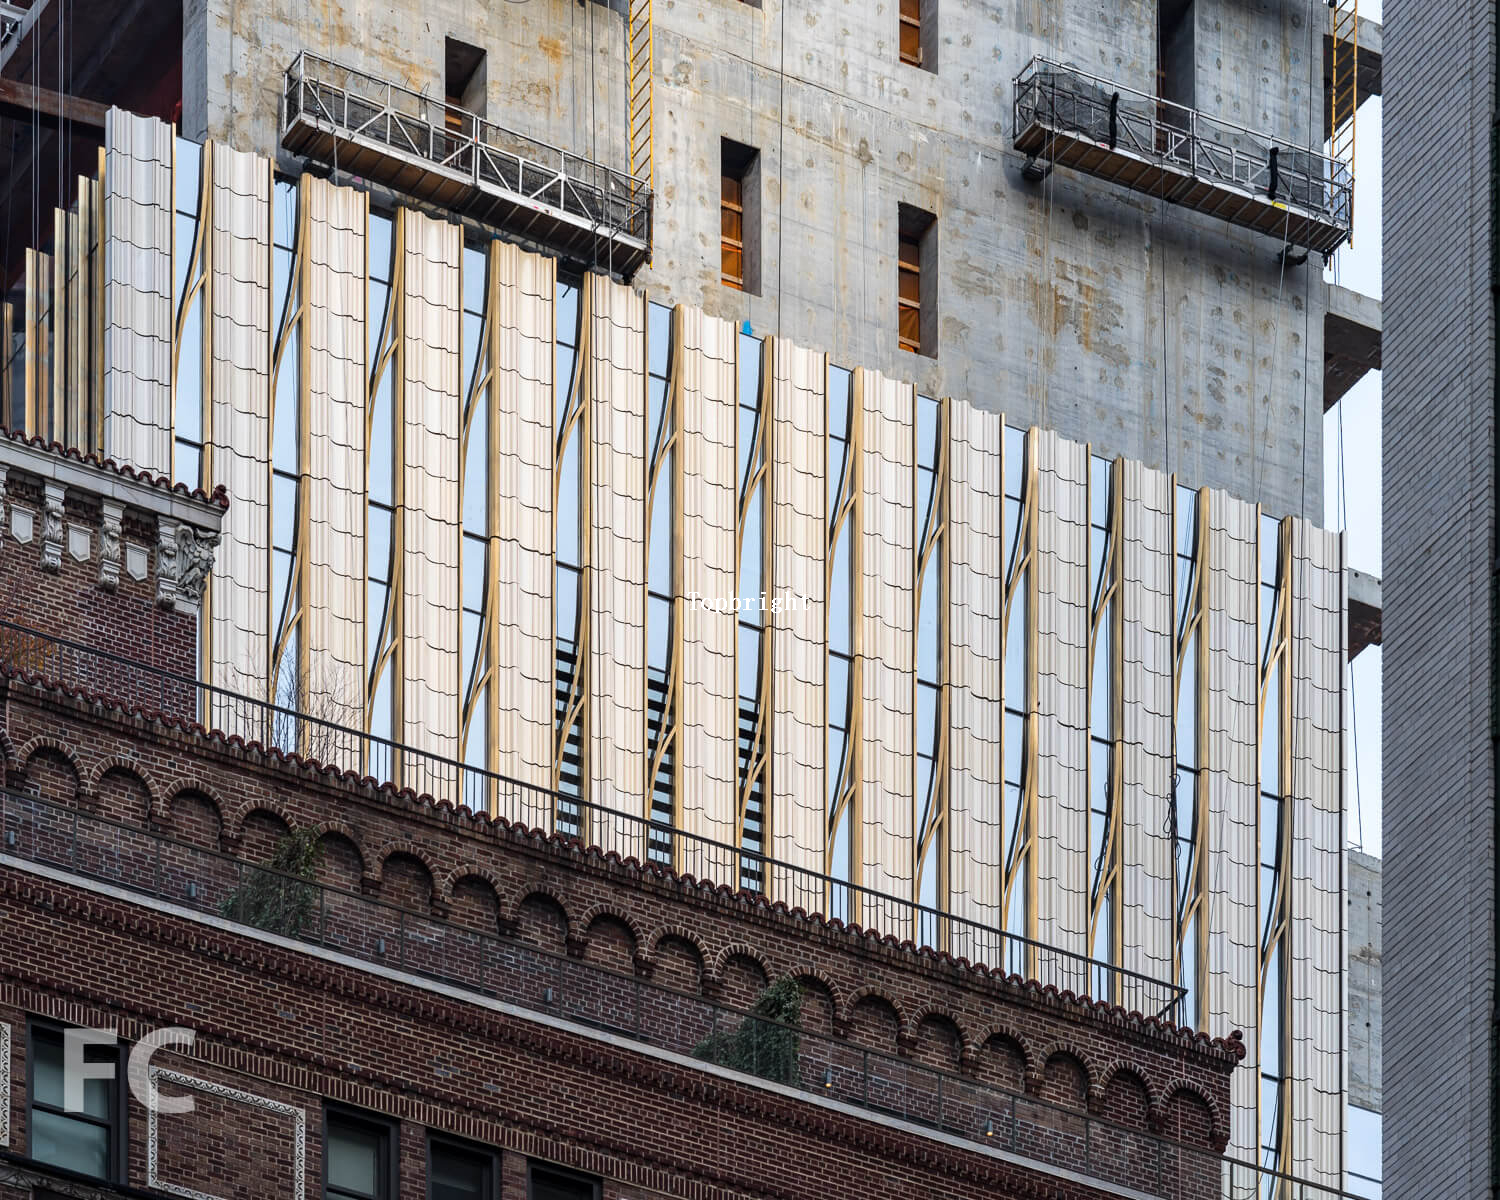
xmin=280 ymin=52 xmax=652 ymax=279
xmin=1012 ymin=58 xmax=1352 ymax=255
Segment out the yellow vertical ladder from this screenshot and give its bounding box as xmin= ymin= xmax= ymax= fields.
xmin=627 ymin=0 xmax=654 ymax=194
xmin=1329 ymin=0 xmax=1358 ymax=241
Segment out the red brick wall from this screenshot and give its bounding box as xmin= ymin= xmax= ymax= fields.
xmin=0 ymin=473 xmax=197 ymax=708
xmin=0 ymin=869 xmax=1224 ymax=1200
xmin=0 ymin=680 xmax=1240 ymax=1164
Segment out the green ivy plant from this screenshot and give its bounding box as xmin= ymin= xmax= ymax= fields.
xmin=693 ymin=977 xmax=803 ymax=1085
xmin=220 ymin=827 xmax=324 ymax=938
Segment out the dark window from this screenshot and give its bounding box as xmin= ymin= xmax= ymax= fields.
xmin=721 ymin=139 xmax=761 ymax=294
xmin=897 ymin=204 xmax=937 ymax=357
xmin=428 ymin=1134 xmax=497 ymax=1200
xmin=528 ymin=1163 xmax=601 ymax=1200
xmin=28 ymin=1024 xmax=124 ymax=1182
xmin=1157 ymin=0 xmax=1195 ymax=108
xmin=445 ymin=37 xmax=487 ymax=131
xmin=324 ymin=1107 xmax=398 ymax=1200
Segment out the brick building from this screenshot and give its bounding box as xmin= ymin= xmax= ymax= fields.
xmin=0 ymin=435 xmax=1263 ymax=1199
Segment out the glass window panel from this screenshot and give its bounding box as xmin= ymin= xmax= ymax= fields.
xmin=916 ymin=393 xmax=939 ymax=470
xmin=1177 ymin=634 xmax=1198 ymax=768
xmin=830 ymin=806 xmax=851 ymax=883
xmin=737 ymin=623 xmax=761 ymax=703
xmin=368 ymin=506 xmax=392 ymax=585
xmin=1260 ymin=791 xmax=1281 ymax=864
xmin=647 ymin=592 xmax=671 ymax=671
xmin=1004 ymin=587 xmax=1027 ymax=708
xmin=1003 ymin=710 xmax=1025 ymax=787
xmin=1175 ymin=770 xmax=1197 ymax=871
xmin=368 ymin=213 xmax=392 ymax=283
xmin=273 ymin=244 xmax=295 ymax=338
xmin=461 ymin=609 xmax=481 ymax=690
xmin=827 ymin=538 xmax=851 ymax=656
xmin=1259 ymin=514 xmax=1281 ymax=585
xmin=827 ymin=440 xmax=848 ymax=527
xmin=648 ymin=376 xmax=669 ymax=455
xmin=556 ymin=283 xmax=579 ymax=346
xmin=737 ymin=401 xmax=759 ymax=492
xmin=273 ymin=473 xmax=299 ymax=549
xmin=369 ymin=670 xmax=393 ymax=743
xmin=176 ymin=297 xmax=203 ymax=438
xmin=366 ymin=585 xmax=388 ymax=671
xmin=327 ymin=1122 xmax=382 ymax=1197
xmin=1004 ymin=494 xmax=1022 ymax=580
xmin=1180 ymin=912 xmax=1198 ymax=1018
xmin=649 ymin=449 xmax=674 ymax=596
xmin=739 ymin=489 xmax=763 ymax=611
xmin=649 ymin=301 xmax=673 ymax=377
xmin=176 ymin=443 xmax=201 ymax=491
xmin=916 ymin=564 xmax=939 ymax=683
xmin=1259 ymin=1077 xmax=1282 ymax=1154
xmin=463 ymin=397 xmax=488 ymax=535
xmin=463 ymin=245 xmax=488 ymax=314
xmin=554 ymin=346 xmax=577 ymax=433
xmin=31 ymin=1109 xmax=109 ymax=1179
xmin=431 ymin=1144 xmax=491 ymax=1200
xmin=274 ymin=180 xmax=299 ymax=252
xmin=174 ymin=212 xmax=197 ymax=303
xmin=273 ymin=339 xmax=300 ymax=474
xmin=1089 ymin=454 xmax=1111 ymax=527
xmin=556 ymin=437 xmax=581 ymax=567
xmin=737 ymin=333 xmax=762 ymax=410
xmin=1090 ymin=618 xmax=1112 ymax=738
xmin=175 ymin=137 xmax=202 ymax=217
xmin=1003 ymin=425 xmax=1026 ymax=500
xmin=1089 ymin=738 xmax=1112 ymax=822
xmin=916 ymin=680 xmax=939 ymax=754
xmin=915 ymin=466 xmax=935 ymax=542
xmin=462 ymin=699 xmax=488 ymax=774
xmin=1175 ymin=484 xmax=1197 ymax=555
xmin=827 ymin=367 xmax=851 ymax=441
xmin=827 ymin=654 xmax=850 ymax=733
xmin=1260 ymin=664 xmax=1281 ymax=794
xmin=462 ymin=534 xmax=486 ymax=614
xmin=367 ymin=281 xmax=390 ymax=369
xmin=31 ymin=1035 xmax=113 ymax=1117
xmin=555 ymin=564 xmax=580 ymax=651
xmin=1176 ymin=552 xmax=1195 ymax=634
xmin=1090 ymin=525 xmax=1110 ymax=608
xmin=462 ymin=311 xmax=484 ymax=402
xmin=825 ymin=728 xmax=847 ymax=819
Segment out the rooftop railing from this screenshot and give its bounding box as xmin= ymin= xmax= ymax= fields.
xmin=1012 ymin=57 xmax=1352 ymax=253
xmin=0 ymin=617 xmax=1182 ymax=1019
xmin=0 ymin=785 xmax=1359 ymax=1200
xmin=279 ymin=51 xmax=652 ymax=277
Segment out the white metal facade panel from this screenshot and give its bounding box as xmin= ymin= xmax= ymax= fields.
xmin=301 ymin=177 xmax=366 ymax=736
xmin=768 ymin=337 xmax=828 ymax=910
xmin=1033 ymin=429 xmax=1089 ymax=980
xmin=1204 ymin=488 xmax=1261 ymax=1165
xmin=675 ymin=306 xmax=739 ymax=876
xmin=855 ymin=369 xmax=914 ymax=932
xmin=1288 ymin=520 xmax=1345 ymax=1187
xmin=397 ymin=210 xmax=462 ymax=777
xmin=585 ymin=274 xmax=647 ymax=852
xmin=946 ymin=398 xmax=1004 ymax=945
xmin=103 ymin=109 xmax=174 ymax=476
xmin=206 ymin=145 xmax=273 ymax=717
xmin=490 ymin=241 xmax=556 ymax=798
xmin=1119 ymin=459 xmax=1176 ymax=1005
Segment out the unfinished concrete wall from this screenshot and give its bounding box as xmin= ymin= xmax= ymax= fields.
xmin=189 ymin=0 xmax=1327 ymax=520
xmin=1347 ymin=849 xmax=1381 ymax=1112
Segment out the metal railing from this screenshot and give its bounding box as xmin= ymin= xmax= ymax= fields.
xmin=0 ymin=617 xmax=1183 ymax=1020
xmin=0 ymin=786 xmax=1359 ymax=1200
xmin=280 ymin=51 xmax=652 ymax=247
xmin=1012 ymin=57 xmax=1352 ymax=243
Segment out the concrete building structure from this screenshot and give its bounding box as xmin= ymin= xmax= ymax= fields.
xmin=0 ymin=0 xmax=1376 ymax=1195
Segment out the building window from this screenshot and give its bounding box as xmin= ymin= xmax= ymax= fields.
xmin=720 ymin=139 xmax=760 ymax=293
xmin=1347 ymin=1105 xmax=1382 ymax=1198
xmin=28 ymin=1024 xmax=124 ymax=1182
xmin=897 ymin=204 xmax=936 ymax=357
xmin=428 ymin=1134 xmax=498 ymax=1200
xmin=899 ymin=0 xmax=934 ymax=70
xmin=324 ymin=1106 xmax=398 ymax=1200
xmin=528 ymin=1163 xmax=601 ymax=1200
xmin=445 ymin=37 xmax=487 ymax=131
xmin=1157 ymin=0 xmax=1194 ymax=107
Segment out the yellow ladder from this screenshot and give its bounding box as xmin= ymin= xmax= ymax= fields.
xmin=1329 ymin=0 xmax=1358 ymax=239
xmin=628 ymin=0 xmax=654 ymax=194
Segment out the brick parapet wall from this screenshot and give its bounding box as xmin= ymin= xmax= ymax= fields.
xmin=0 ymin=676 xmax=1239 ymax=1158
xmin=0 ymin=867 xmax=1224 ymax=1200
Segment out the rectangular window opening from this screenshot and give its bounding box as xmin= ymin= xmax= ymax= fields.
xmin=324 ymin=1106 xmax=398 ymax=1200
xmin=898 ymin=203 xmax=937 ymax=358
xmin=721 ymin=139 xmax=761 ymax=294
xmin=900 ymin=0 xmax=936 ymax=71
xmin=1157 ymin=0 xmax=1195 ymax=109
xmin=28 ymin=1023 xmax=125 ymax=1183
xmin=428 ymin=1133 xmax=498 ymax=1200
xmin=444 ymin=37 xmax=487 ymax=131
xmin=528 ymin=1162 xmax=601 ymax=1200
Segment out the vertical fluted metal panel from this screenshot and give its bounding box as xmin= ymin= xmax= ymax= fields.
xmin=301 ymin=176 xmax=366 ymax=736
xmin=585 ymin=274 xmax=647 ymax=851
xmin=102 ymin=109 xmax=174 ymax=475
xmin=1204 ymin=488 xmax=1261 ymax=1165
xmin=1033 ymin=429 xmax=1089 ymax=981
xmin=1288 ymin=520 xmax=1345 ymax=1188
xmin=207 ymin=145 xmax=274 ymax=711
xmin=1120 ymin=458 xmax=1177 ymax=1007
xmin=855 ymin=369 xmax=914 ymax=931
xmin=490 ymin=241 xmax=556 ymax=799
xmin=676 ymin=306 xmax=739 ymax=874
xmin=397 ymin=210 xmax=462 ymax=775
xmin=946 ymin=397 xmax=1004 ymax=945
xmin=768 ymin=337 xmax=827 ymax=909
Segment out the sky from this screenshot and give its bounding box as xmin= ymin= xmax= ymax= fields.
xmin=1322 ymin=95 xmax=1383 ymax=855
